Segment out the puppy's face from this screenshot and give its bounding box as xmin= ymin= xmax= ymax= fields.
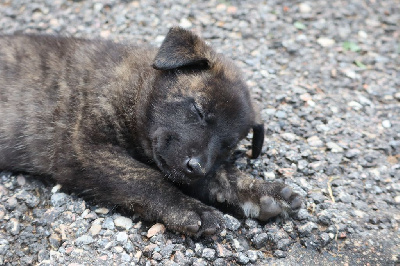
xmin=147 ymin=28 xmax=264 ymax=184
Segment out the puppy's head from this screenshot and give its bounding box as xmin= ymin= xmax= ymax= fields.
xmin=148 ymin=27 xmax=264 ymax=184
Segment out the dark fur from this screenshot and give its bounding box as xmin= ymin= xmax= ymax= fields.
xmin=0 ymin=28 xmax=301 ymax=236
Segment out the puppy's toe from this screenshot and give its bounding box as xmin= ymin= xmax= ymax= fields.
xmin=184 ymin=224 xmax=200 ymax=234
xmin=177 ymin=212 xmax=202 ymax=235
xmin=280 ymin=186 xmax=292 ymax=201
xmin=290 ymin=195 xmax=302 ymax=211
xmin=258 ymin=196 xmax=283 ymax=221
xmin=198 ymin=210 xmax=224 ymax=236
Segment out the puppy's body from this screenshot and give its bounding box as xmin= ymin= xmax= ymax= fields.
xmin=0 ymin=28 xmax=301 ymax=235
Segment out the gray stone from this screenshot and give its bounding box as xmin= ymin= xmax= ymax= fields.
xmin=310 ymin=192 xmax=326 ymax=204
xmin=320 ymin=232 xmax=331 ymax=246
xmin=185 ymin=249 xmax=195 ymax=258
xmin=173 ymin=251 xmax=189 ymax=265
xmin=38 ymin=250 xmax=50 ymax=262
xmin=102 ymin=217 xmax=115 ymax=230
xmin=75 ymin=235 xmax=94 ymax=246
xmin=274 ymin=250 xmax=287 ymax=258
xmin=338 ymin=191 xmax=355 ymax=203
xmin=16 ymin=191 xmax=39 ymax=208
xmin=121 ymin=252 xmax=131 ymax=262
xmin=275 ymin=110 xmax=287 ymax=118
xmin=297 ymin=209 xmax=311 ymax=220
xmin=236 ymin=252 xmax=250 ymax=264
xmin=281 ymin=132 xmax=297 ymax=142
xmin=309 ymin=161 xmax=326 ymax=171
xmin=224 ymin=214 xmax=241 ymax=231
xmin=252 ymin=233 xmax=269 ymax=249
xmin=50 ymin=193 xmax=68 ymax=207
xmin=192 ymin=258 xmax=208 ymax=266
xmin=5 ymin=196 xmax=17 ymax=210
xmin=317 ymin=209 xmax=333 ymax=225
xmin=285 ymin=150 xmax=302 ymax=162
xmin=0 ymin=239 xmax=9 ymax=255
xmin=160 ymin=244 xmax=174 ymax=258
xmin=345 ymin=149 xmax=361 ymax=158
xmin=152 ymin=251 xmax=162 ymax=261
xmin=202 ymin=248 xmax=215 ymax=260
xmin=213 ymin=258 xmax=228 ymax=266
xmin=244 ymin=218 xmax=258 ymax=228
xmin=298 ymin=222 xmax=318 ymax=237
xmin=7 ymin=218 xmax=20 ymax=235
xmin=194 ymin=243 xmax=203 ymax=256
xmin=116 ymin=231 xmax=128 ymax=243
xmin=276 ymin=238 xmax=291 ymax=251
xmin=297 ymin=159 xmax=309 ymax=170
xmin=326 ymin=142 xmax=344 ymax=153
xmin=49 ymin=234 xmax=61 ymax=249
xmin=307 ymin=136 xmax=324 ymax=147
xmin=246 ymin=250 xmax=258 ymax=262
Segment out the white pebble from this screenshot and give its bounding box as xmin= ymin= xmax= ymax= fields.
xmin=299 ymin=3 xmax=312 ymax=13
xmin=317 ymin=37 xmax=335 ymax=47
xmin=382 ymin=120 xmax=391 ymax=128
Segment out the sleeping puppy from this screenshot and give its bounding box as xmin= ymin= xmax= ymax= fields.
xmin=0 ymin=27 xmax=302 ymax=236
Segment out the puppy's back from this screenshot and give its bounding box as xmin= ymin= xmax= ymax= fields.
xmin=0 ymin=35 xmax=154 ymax=174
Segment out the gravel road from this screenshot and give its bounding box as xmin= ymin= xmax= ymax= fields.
xmin=0 ymin=0 xmax=399 ymax=265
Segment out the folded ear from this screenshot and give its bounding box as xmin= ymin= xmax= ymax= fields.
xmin=153 ymin=27 xmax=212 ymax=71
xmin=251 ymin=124 xmax=264 ymax=159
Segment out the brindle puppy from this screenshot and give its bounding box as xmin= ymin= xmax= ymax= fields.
xmin=0 ymin=28 xmax=302 ymax=236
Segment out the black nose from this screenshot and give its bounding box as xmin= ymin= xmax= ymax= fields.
xmin=185 ymin=157 xmax=205 ymax=177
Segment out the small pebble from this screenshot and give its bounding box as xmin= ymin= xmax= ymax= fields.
xmin=75 ymin=235 xmax=94 ymax=246
xmin=114 ymin=216 xmax=133 ymax=231
xmin=116 ymin=232 xmax=128 ymax=243
xmin=307 ymin=136 xmax=324 ymax=147
xmin=50 ymin=193 xmax=68 ymax=207
xmin=382 ymin=120 xmax=391 ymax=128
xmin=95 ymin=207 xmax=109 ymax=215
xmin=89 ymin=224 xmax=102 ymax=236
xmin=299 ymin=3 xmax=312 ymax=13
xmin=317 ymin=37 xmax=335 ymax=47
xmin=224 ymin=214 xmax=241 ymax=231
xmin=201 ymin=248 xmax=216 ymax=260
xmin=281 ymin=132 xmax=297 ymax=142
xmin=326 ymin=142 xmax=344 ymax=153
xmin=51 ymin=184 xmax=62 ymax=193
xmin=16 ymin=175 xmax=26 ymax=186
xmin=147 ymin=223 xmax=166 ymax=238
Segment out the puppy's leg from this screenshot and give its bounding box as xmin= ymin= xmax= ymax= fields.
xmin=184 ymin=165 xmax=302 ymax=221
xmin=56 ymin=144 xmax=224 ymax=236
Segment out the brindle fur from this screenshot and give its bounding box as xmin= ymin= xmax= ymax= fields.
xmin=0 ymin=28 xmax=301 ymax=236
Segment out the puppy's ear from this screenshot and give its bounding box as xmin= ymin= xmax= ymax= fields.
xmin=153 ymin=27 xmax=212 ymax=70
xmin=251 ymin=124 xmax=264 ymax=159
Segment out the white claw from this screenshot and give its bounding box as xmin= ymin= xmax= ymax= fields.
xmin=241 ymin=201 xmax=260 ymax=218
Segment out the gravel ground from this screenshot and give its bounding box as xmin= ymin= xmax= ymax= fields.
xmin=1 ymin=0 xmax=399 ymax=265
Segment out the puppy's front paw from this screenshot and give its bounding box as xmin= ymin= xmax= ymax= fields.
xmin=239 ymin=180 xmax=302 ymax=221
xmin=166 ymin=204 xmax=225 ymax=237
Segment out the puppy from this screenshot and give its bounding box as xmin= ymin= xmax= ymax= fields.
xmin=0 ymin=28 xmax=301 ymax=236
